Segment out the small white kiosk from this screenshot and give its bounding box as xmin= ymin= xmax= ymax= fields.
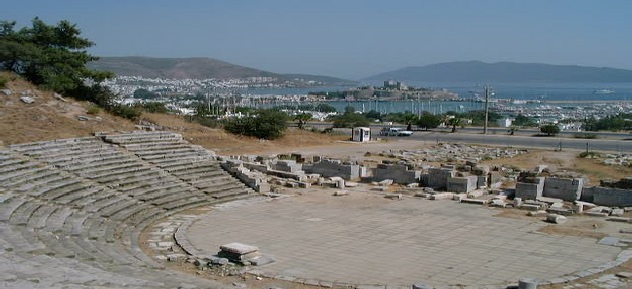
xmin=351 ymin=127 xmax=371 ymax=142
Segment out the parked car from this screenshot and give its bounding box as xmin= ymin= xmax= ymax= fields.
xmin=379 ymin=127 xmax=413 ymax=136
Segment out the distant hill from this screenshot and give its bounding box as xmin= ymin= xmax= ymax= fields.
xmin=90 ymin=56 xmax=279 ymax=79
xmin=90 ymin=56 xmax=355 ymax=85
xmin=365 ymin=61 xmax=632 ymax=83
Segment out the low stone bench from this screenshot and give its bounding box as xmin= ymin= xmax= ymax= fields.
xmin=161 ymin=161 xmax=220 ymax=173
xmin=169 ymin=164 xmax=223 ymax=176
xmin=50 ymin=150 xmax=123 ymax=166
xmin=136 ymin=186 xmax=196 ymax=202
xmin=0 ymin=160 xmax=40 ymax=173
xmin=98 ymin=198 xmax=141 ymax=218
xmin=7 ymin=171 xmax=68 ymax=191
xmin=211 ymin=188 xmax=251 ymax=200
xmin=30 ymin=178 xmax=84 ymax=198
xmin=0 ymin=195 xmax=28 ymax=222
xmin=0 ymin=224 xmax=47 ymax=253
xmin=95 ymin=169 xmax=157 ymax=184
xmin=140 ymin=150 xmax=208 ymax=161
xmin=125 ymin=181 xmax=187 ymax=197
xmin=69 ymin=188 xmax=119 ymax=208
xmin=44 ymin=206 xmax=74 ymax=233
xmin=78 ymin=162 xmax=145 ymax=177
xmin=0 ymin=166 xmax=49 ymax=183
xmin=9 ymin=200 xmax=42 ymax=226
xmin=28 ymin=204 xmax=58 ymax=229
xmin=84 ymin=194 xmax=127 ymax=213
xmin=160 ymin=197 xmax=211 ymax=211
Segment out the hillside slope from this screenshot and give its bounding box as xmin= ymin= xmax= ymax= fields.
xmin=365 ymin=61 xmax=632 ymax=83
xmin=0 ymin=72 xmax=137 ymax=145
xmin=0 ymin=72 xmax=347 ymax=153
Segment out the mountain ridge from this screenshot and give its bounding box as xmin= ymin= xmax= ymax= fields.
xmin=89 ymin=56 xmax=355 ymax=85
xmin=364 ymin=61 xmax=632 ymax=83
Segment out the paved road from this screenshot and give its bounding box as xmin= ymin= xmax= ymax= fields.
xmin=379 ymin=130 xmax=632 ymax=153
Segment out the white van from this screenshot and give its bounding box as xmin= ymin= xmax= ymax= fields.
xmin=379 ymin=127 xmax=413 ymax=136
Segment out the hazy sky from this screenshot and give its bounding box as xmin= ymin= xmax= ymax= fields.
xmin=4 ymin=0 xmax=632 ymax=79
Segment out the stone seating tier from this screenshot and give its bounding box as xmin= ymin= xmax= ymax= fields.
xmin=49 ymin=151 xmax=127 ymax=166
xmin=8 ymin=137 xmax=98 ymax=152
xmin=128 ymin=143 xmax=200 ymax=154
xmin=103 ymin=134 xmax=183 ymax=145
xmin=3 ymin=170 xmax=69 ymax=191
xmin=65 ymin=156 xmax=138 ymax=171
xmin=0 ymin=166 xmax=49 ymax=183
xmin=159 ymin=160 xmax=222 ymax=172
xmin=138 ymin=150 xmax=210 ymax=161
xmin=76 ymin=162 xmax=145 ymax=177
xmin=0 ymin=132 xmax=256 ymax=288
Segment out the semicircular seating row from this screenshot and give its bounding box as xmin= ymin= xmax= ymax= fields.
xmin=0 ymin=131 xmax=252 ymax=288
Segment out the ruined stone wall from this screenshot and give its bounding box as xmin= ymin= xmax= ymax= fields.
xmin=221 ymin=161 xmax=270 ymax=192
xmin=584 ymin=186 xmax=632 ymax=207
xmin=303 ymin=159 xmax=362 ymax=180
xmin=542 ymin=177 xmax=583 ymax=201
xmin=273 ymin=160 xmax=304 ymax=173
xmin=374 ymin=163 xmax=421 ymax=184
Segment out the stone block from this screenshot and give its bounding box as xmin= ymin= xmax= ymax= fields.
xmin=248 ymin=255 xmax=275 ymax=266
xmin=527 ymin=210 xmax=548 ymax=216
xmin=446 ymin=176 xmax=478 ymax=193
xmin=546 ymin=214 xmax=568 ymax=224
xmin=375 ymin=164 xmax=421 ymax=184
xmin=429 ymin=193 xmax=453 ymax=200
xmin=515 ymin=177 xmax=545 ymax=200
xmin=333 ymin=190 xmax=348 ymax=197
xmin=520 ymin=204 xmax=541 ymax=211
xmin=518 ymin=278 xmax=538 ymax=289
xmin=426 ymin=167 xmax=456 ymax=189
xmin=384 ymin=194 xmax=403 ymax=200
xmin=543 ymin=177 xmax=583 ymax=201
xmin=467 ymin=189 xmax=486 ymax=198
xmin=477 ymin=176 xmax=488 ymax=188
xmin=412 ymin=283 xmax=432 ymax=289
xmin=546 ymin=207 xmax=575 ymax=216
xmin=220 ymin=243 xmax=258 ymax=255
xmin=514 ymin=197 xmax=523 ymax=207
xmin=489 ymin=171 xmax=502 ymax=184
xmin=303 ymin=159 xmax=364 ymax=180
xmin=490 ymin=199 xmax=506 ymax=207
xmin=461 ymin=198 xmax=488 ymax=205
xmin=611 ymin=208 xmax=625 ymax=216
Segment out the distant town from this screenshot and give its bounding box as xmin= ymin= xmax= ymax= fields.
xmin=102 ymin=75 xmax=632 ymax=132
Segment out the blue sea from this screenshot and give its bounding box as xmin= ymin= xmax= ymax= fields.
xmin=245 ymin=82 xmax=632 ymax=113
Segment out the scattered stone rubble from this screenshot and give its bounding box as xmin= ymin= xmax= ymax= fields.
xmin=220 ymin=144 xmax=632 ymax=226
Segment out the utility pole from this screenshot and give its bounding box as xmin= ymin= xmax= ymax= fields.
xmin=483 ymin=85 xmax=492 ymax=134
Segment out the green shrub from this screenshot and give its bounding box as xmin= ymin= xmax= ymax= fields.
xmin=86 ymin=105 xmax=101 ymax=115
xmin=107 ymin=104 xmax=141 ymax=121
xmin=191 ymin=116 xmax=221 ymax=128
xmin=224 ymin=109 xmax=288 ymax=140
xmin=0 ymin=75 xmax=7 ymax=88
xmin=140 ymin=102 xmax=169 ymax=113
xmin=573 ymin=132 xmax=598 ymax=139
xmin=578 ymin=151 xmax=600 ymax=158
